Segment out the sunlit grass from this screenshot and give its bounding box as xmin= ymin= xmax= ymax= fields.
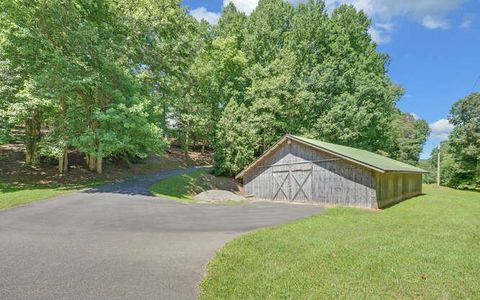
xmin=149 ymin=169 xmax=209 ymax=202
xmin=201 ymin=185 xmax=480 ymax=299
xmin=149 ymin=169 xmax=241 ymax=204
xmin=0 ymin=181 xmax=102 ymax=210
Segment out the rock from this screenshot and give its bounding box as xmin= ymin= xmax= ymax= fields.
xmin=194 ymin=190 xmax=246 ymax=202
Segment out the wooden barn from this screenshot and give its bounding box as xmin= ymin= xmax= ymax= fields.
xmin=237 ymin=135 xmax=427 ymax=209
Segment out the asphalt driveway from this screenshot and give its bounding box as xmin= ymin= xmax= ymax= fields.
xmin=0 ymin=168 xmax=323 ymax=300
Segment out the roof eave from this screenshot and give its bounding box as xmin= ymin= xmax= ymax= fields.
xmin=383 ymin=170 xmax=429 ymax=174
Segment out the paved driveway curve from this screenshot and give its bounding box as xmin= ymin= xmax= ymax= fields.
xmin=0 ymin=168 xmax=323 ymax=300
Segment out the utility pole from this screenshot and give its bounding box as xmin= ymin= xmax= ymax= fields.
xmin=437 ymin=143 xmax=441 ymax=187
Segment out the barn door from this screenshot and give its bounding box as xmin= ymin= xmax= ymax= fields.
xmin=272 ymin=163 xmax=312 ymax=202
xmin=272 ymin=168 xmax=290 ymax=201
xmin=290 ymin=164 xmax=312 ymax=202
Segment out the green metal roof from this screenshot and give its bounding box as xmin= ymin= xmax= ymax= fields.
xmin=290 ymin=135 xmax=427 ymax=173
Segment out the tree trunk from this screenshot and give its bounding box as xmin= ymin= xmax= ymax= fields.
xmin=59 ymin=153 xmax=64 ymax=173
xmin=63 ymin=146 xmax=68 ymax=172
xmin=85 ymin=117 xmax=98 ymax=173
xmin=59 ymin=147 xmax=68 ymax=173
xmin=25 ymin=109 xmax=41 ymax=165
xmin=201 ymin=143 xmax=205 ymax=155
xmin=58 ymin=96 xmax=69 ymax=173
xmin=87 ymin=155 xmax=97 ymax=171
xmin=96 ymin=156 xmax=103 ymax=174
xmin=184 ymin=128 xmax=189 ymax=159
xmin=162 ymin=101 xmax=167 ymax=130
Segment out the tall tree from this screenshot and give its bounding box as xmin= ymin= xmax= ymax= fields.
xmin=391 ymin=112 xmax=430 ymax=165
xmin=310 ymin=5 xmax=401 ymax=152
xmin=215 ymin=3 xmax=247 ymax=43
xmin=0 ymin=0 xmax=61 ymax=164
xmin=182 ymin=35 xmax=248 ymax=156
xmin=0 ymin=60 xmax=22 ymax=144
xmin=125 ymin=0 xmax=197 ymax=131
xmin=243 ymin=0 xmax=294 ymax=66
xmin=191 ymin=36 xmax=248 ymax=115
xmin=286 ymin=0 xmax=329 ymax=75
xmin=247 ymin=50 xmax=314 ymax=150
xmin=428 ymin=143 xmax=459 ymax=187
xmin=446 ymin=92 xmax=480 ymax=189
xmin=213 ymin=100 xmax=258 ymax=176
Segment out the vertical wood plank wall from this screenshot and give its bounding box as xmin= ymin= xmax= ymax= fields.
xmin=375 ymin=173 xmax=422 ymax=208
xmin=244 ymin=140 xmax=378 ymax=208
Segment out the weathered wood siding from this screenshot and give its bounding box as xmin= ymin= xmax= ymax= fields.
xmin=244 ymin=140 xmax=378 ymax=208
xmin=375 ymin=172 xmax=422 ymax=208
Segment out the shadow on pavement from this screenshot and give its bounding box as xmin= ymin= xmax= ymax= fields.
xmin=84 ymin=166 xmax=211 ymax=196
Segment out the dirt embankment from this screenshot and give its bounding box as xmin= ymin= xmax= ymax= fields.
xmin=0 ymin=142 xmax=212 ymax=188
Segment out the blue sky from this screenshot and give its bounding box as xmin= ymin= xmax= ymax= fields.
xmin=182 ymin=0 xmax=480 ymax=159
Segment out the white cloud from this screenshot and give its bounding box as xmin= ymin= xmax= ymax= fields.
xmin=328 ymin=0 xmax=465 ymax=20
xmin=429 ymin=118 xmax=454 ymax=140
xmin=368 ymin=28 xmax=389 ymax=44
xmin=324 ymin=0 xmax=372 ymax=15
xmin=375 ymin=22 xmax=394 ymax=31
xmin=460 ymin=14 xmax=474 ymax=29
xmin=325 ymin=0 xmax=465 ymax=30
xmin=189 ymin=1 xmax=258 ymax=24
xmin=460 ymin=19 xmax=472 ymax=28
xmin=223 ymin=0 xmax=259 ymax=15
xmin=191 ymin=0 xmax=467 ymax=31
xmin=190 ymin=7 xmax=221 ymax=24
xmin=421 ymin=15 xmax=450 ymax=29
xmin=222 ymin=0 xmax=319 ymax=15
xmin=196 ymin=0 xmax=311 ymax=21
xmin=289 ymin=0 xmax=308 ymax=4
xmin=368 ymin=22 xmax=394 ymax=44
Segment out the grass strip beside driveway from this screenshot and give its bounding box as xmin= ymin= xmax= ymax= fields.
xmin=149 ymin=169 xmax=242 ymax=204
xmin=149 ymin=169 xmax=208 ymax=203
xmin=200 ymin=185 xmax=480 ymax=299
xmin=0 ymin=182 xmax=102 ymax=210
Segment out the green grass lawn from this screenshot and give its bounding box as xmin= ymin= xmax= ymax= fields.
xmin=149 ymin=169 xmax=206 ymax=202
xmin=0 ymin=182 xmax=101 ymax=210
xmin=149 ymin=169 xmax=241 ymax=203
xmin=200 ymin=185 xmax=480 ymax=299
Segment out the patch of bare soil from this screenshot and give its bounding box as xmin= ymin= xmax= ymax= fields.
xmin=198 ymin=172 xmax=243 ymax=195
xmin=0 ymin=142 xmax=212 ymax=188
xmin=194 ymin=190 xmax=246 ymax=202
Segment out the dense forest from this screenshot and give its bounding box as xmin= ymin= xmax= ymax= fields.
xmin=0 ymin=0 xmax=434 ymax=177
